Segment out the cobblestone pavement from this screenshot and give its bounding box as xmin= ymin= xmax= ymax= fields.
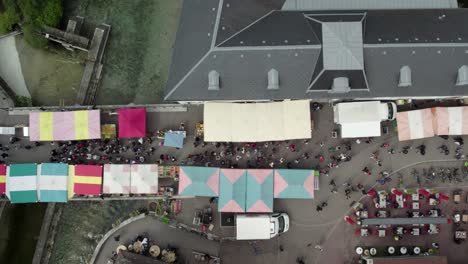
xmin=1 ymin=104 xmax=468 ymax=264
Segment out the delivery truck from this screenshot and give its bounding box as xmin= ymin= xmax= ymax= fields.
xmin=236 ymin=213 xmax=289 ymax=240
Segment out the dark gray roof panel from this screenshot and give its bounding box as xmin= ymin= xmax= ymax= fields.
xmin=219 ymin=11 xmax=321 ymax=47
xmin=309 ymin=70 xmax=367 ymax=90
xmin=215 ymin=0 xmax=286 ymax=45
xmin=364 ymin=9 xmax=468 ymax=44
xmin=167 ymin=49 xmax=321 ymax=100
xmin=165 ymin=0 xmax=219 ymax=94
xmin=364 ymin=47 xmax=468 ymax=98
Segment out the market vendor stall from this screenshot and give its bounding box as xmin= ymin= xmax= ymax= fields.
xmin=178 ymin=166 xmax=219 ymax=197
xmin=396 ymin=109 xmax=434 ymax=141
xmin=0 ymin=164 xmax=6 ymax=196
xmin=218 ymin=169 xmax=247 ymax=212
xmin=118 ymin=108 xmax=146 ymax=138
xmin=38 ymin=163 xmax=68 ymax=202
xmin=103 ymin=164 xmax=131 ymax=194
xmin=246 ymin=169 xmax=274 ymax=213
xmin=130 ymin=164 xmax=158 ymax=194
xmin=6 ymin=163 xmax=38 ymax=203
xmin=70 ymin=164 xmax=103 ymax=196
xmin=274 ymin=169 xmax=315 ymax=199
xmin=29 ymin=110 xmax=101 ymax=141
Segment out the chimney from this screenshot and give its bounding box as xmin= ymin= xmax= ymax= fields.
xmin=329 ymin=77 xmax=351 ymax=93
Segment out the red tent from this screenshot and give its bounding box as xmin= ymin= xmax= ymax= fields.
xmin=392 ymin=189 xmax=402 ymax=196
xmin=367 ymin=189 xmax=377 ymax=196
xmin=344 ymin=216 xmax=355 ymax=225
xmin=118 ymin=108 xmax=146 ymax=138
xmin=418 ymin=189 xmax=430 ymax=196
xmin=437 ymin=193 xmax=449 ymax=201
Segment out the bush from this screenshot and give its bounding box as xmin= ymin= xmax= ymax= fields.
xmin=15 ymin=96 xmax=32 ymax=107
xmin=0 ymin=0 xmax=21 ymax=34
xmin=22 ymin=23 xmax=48 ymax=48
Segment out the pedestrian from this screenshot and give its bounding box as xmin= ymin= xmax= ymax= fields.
xmin=316 ymin=205 xmax=322 ymax=212
xmin=319 ymin=141 xmax=324 ymax=147
xmin=355 ymin=139 xmax=361 ymax=144
xmin=314 ymin=245 xmax=323 ymax=252
xmin=329 ymin=179 xmax=336 ymax=187
xmin=431 ymin=242 xmax=439 ymax=249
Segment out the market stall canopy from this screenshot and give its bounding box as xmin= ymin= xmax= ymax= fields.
xmin=340 ymin=122 xmax=381 ymax=138
xmin=274 ymin=169 xmax=315 ymax=199
xmin=0 ymin=164 xmax=5 ymax=195
xmin=130 ymin=164 xmax=158 ymax=194
xmin=6 ymin=163 xmax=38 ymax=203
xmin=38 ymin=163 xmax=68 ymax=202
xmin=433 ymin=106 xmax=468 ymax=135
xmin=29 ymin=110 xmax=101 ymax=141
xmin=71 ymin=165 xmax=103 ymax=196
xmin=361 ymin=217 xmax=448 ymax=226
xmin=204 ymin=100 xmax=311 ymax=142
xmin=118 ymin=108 xmax=146 ymax=138
xmin=218 ymin=169 xmax=247 ymax=212
xmin=103 ymin=164 xmax=131 ymax=194
xmin=396 ymin=109 xmax=435 ymax=141
xmin=178 ymin=166 xmax=219 ymax=197
xmin=0 ymin=127 xmax=15 ymax=135
xmin=101 ymin=124 xmax=116 ymax=139
xmin=246 ymin=169 xmax=274 ymax=213
xmin=164 ymin=131 xmax=184 ymax=148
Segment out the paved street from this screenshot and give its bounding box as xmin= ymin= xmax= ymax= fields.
xmin=1 ymin=103 xmax=468 ymax=264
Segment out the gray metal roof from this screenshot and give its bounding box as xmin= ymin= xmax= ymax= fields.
xmin=165 ymin=48 xmax=320 ymax=100
xmin=165 ymin=0 xmax=220 ymax=92
xmin=282 ymin=0 xmax=458 ymax=11
xmin=165 ymin=2 xmax=468 ymax=101
xmin=322 ymin=22 xmax=364 ymax=70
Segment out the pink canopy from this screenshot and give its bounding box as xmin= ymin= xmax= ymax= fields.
xmin=118 ymin=108 xmax=146 ymax=138
xmin=392 ymin=189 xmax=402 ymax=196
xmin=367 ymin=189 xmax=377 ymax=196
xmin=396 ymin=109 xmax=435 ymax=141
xmin=433 ymin=106 xmax=468 ymax=135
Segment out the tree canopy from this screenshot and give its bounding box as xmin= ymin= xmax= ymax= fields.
xmin=0 ymin=0 xmax=63 ymax=47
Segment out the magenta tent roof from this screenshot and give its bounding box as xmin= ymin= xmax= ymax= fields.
xmin=118 ymin=108 xmax=146 ymax=138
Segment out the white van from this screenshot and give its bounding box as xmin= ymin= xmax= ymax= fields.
xmin=236 ymin=213 xmax=289 ymax=240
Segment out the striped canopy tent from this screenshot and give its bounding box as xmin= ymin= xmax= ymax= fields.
xmin=103 ymin=164 xmax=131 ymax=194
xmin=6 ymin=163 xmax=38 ymax=203
xmin=118 ymin=108 xmax=146 ymax=138
xmin=218 ymin=169 xmax=247 ymax=213
xmin=396 ymin=109 xmax=435 ymax=141
xmin=246 ymin=169 xmax=274 ymax=213
xmin=433 ymin=106 xmax=468 ymax=135
xmin=70 ymin=165 xmax=103 ymax=196
xmin=178 ymin=166 xmax=219 ymax=197
xmin=0 ymin=164 xmax=6 ymax=195
xmin=38 ymin=163 xmax=68 ymax=202
xmin=274 ymin=169 xmax=315 ymax=199
xmin=130 ymin=164 xmax=159 ymax=194
xmin=29 ymin=110 xmax=101 ymax=141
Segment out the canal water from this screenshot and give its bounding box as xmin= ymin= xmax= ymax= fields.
xmin=0 ymin=203 xmax=46 ymax=264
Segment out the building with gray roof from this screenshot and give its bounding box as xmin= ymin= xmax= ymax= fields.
xmin=165 ymin=0 xmax=468 ymax=102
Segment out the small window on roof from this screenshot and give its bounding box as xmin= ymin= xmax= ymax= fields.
xmin=456 ymin=65 xmax=468 ymax=86
xmin=267 ymin=69 xmax=279 ymax=90
xmin=398 ymin=66 xmax=412 ymax=87
xmin=208 ymin=70 xmax=220 ymax=90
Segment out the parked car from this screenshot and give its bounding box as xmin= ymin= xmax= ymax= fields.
xmin=454 ymin=191 xmax=462 ymax=204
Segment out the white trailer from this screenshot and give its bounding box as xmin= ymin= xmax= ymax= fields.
xmin=333 ymin=101 xmax=397 ymax=138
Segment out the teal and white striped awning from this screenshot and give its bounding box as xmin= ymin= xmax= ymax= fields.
xmin=6 ymin=163 xmax=38 ymax=203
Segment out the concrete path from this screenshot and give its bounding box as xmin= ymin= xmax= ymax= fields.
xmin=0 ymin=36 xmax=30 ymax=97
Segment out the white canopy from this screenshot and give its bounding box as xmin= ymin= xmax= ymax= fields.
xmin=340 ymin=122 xmax=381 ymax=138
xmin=204 ymin=100 xmax=311 ymax=142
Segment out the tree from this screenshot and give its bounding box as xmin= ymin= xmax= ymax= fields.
xmin=0 ymin=0 xmax=21 ymax=34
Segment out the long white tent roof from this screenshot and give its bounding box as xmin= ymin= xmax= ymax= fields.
xmin=204 ymin=100 xmax=311 ymax=142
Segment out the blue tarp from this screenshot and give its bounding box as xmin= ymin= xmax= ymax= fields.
xmin=164 ymin=132 xmax=184 ymax=148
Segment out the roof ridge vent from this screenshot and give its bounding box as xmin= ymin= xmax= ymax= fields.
xmin=398 ymin=65 xmax=412 ymax=87
xmin=456 ymin=65 xmax=468 ymax=86
xmin=208 ymin=70 xmax=220 ymax=90
xmin=329 ymin=77 xmax=350 ymax=93
xmin=267 ymin=69 xmax=279 ymax=90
